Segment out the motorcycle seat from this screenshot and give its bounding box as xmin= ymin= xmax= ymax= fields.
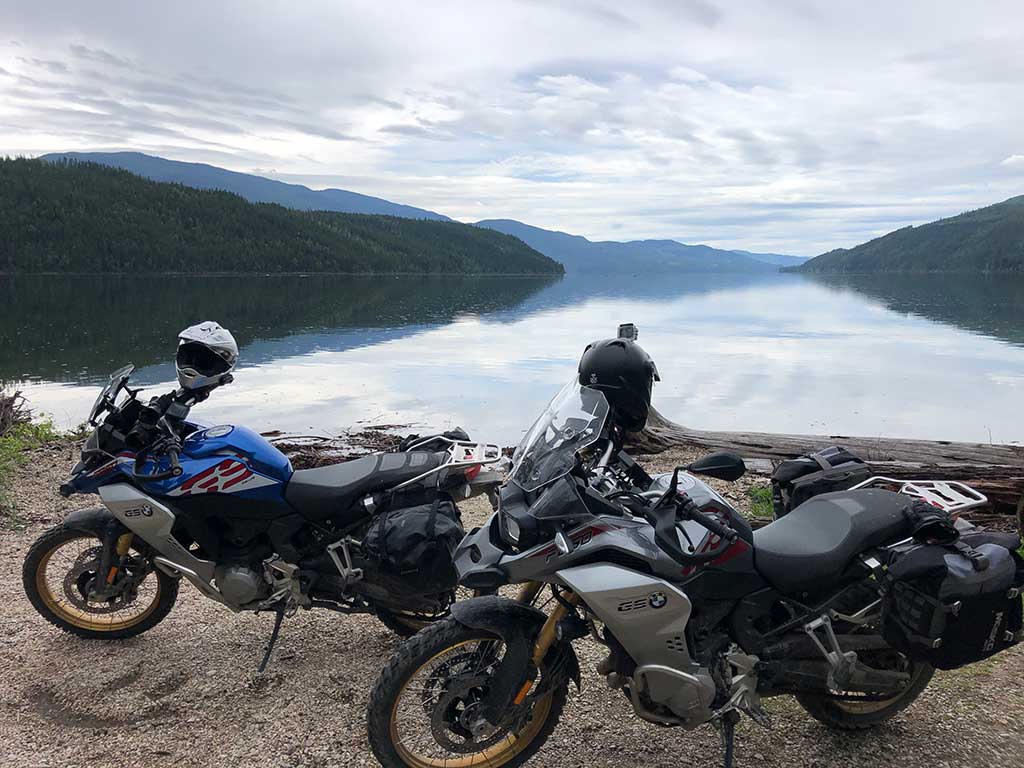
xmin=753 ymin=489 xmax=911 ymax=596
xmin=285 ymin=451 xmax=442 ymax=526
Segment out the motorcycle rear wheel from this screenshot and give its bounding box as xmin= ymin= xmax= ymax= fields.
xmin=367 ymin=618 xmax=566 ymax=768
xmin=23 ymin=526 xmax=178 ymax=640
xmin=375 ymin=587 xmax=484 ymax=637
xmin=375 ymin=608 xmax=437 ymax=638
xmin=795 ymin=657 xmax=934 ymax=730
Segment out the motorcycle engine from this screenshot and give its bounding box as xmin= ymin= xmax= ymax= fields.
xmin=215 ymin=564 xmax=270 ymax=606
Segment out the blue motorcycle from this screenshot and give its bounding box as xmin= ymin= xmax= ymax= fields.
xmin=22 ymin=356 xmax=502 ymax=660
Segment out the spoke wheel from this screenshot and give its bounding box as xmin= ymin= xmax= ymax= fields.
xmin=368 ymin=619 xmax=566 ymax=768
xmin=23 ymin=524 xmax=178 ymax=640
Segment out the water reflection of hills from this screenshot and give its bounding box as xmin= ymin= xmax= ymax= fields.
xmin=8 ymin=271 xmax=1019 ymax=387
xmin=1 ymin=275 xmax=560 ymax=384
xmin=2 ymin=272 xmax=790 ymax=385
xmin=807 ymin=274 xmax=1024 ymax=348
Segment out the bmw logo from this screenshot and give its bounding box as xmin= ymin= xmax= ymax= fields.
xmin=649 ymin=592 xmax=667 ymax=609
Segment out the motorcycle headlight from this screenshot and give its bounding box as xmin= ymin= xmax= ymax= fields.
xmin=502 ymin=510 xmax=521 ymax=545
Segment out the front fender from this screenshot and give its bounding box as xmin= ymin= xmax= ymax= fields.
xmin=62 ymin=506 xmax=128 ymax=537
xmin=450 ymin=595 xmax=581 ymax=724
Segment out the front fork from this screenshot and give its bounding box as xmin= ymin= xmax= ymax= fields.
xmin=94 ymin=522 xmax=134 ymax=597
xmin=512 ymin=582 xmax=579 ymax=705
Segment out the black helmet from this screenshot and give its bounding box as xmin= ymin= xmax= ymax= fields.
xmin=578 ymin=326 xmax=659 ymax=432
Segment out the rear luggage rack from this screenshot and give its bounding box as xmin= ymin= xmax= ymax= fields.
xmin=391 ymin=439 xmax=504 ymax=491
xmin=851 ymin=477 xmax=988 ymax=514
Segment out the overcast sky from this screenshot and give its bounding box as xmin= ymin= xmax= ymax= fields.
xmin=2 ymin=1 xmax=1022 ymax=255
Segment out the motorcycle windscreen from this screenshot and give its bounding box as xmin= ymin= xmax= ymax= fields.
xmin=510 ymin=379 xmax=609 ymax=492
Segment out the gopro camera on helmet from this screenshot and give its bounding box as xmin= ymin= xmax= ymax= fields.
xmin=617 ymin=323 xmax=638 ymax=341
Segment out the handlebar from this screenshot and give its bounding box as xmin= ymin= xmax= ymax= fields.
xmin=644 ymin=464 xmax=739 ymax=567
xmin=132 ymin=440 xmax=183 ymax=482
xmin=686 ymin=504 xmax=738 ymax=543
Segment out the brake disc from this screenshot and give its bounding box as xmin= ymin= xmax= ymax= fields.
xmin=61 ymin=546 xmax=138 ymax=613
xmin=420 ymin=645 xmax=501 ymax=714
xmin=429 ymin=673 xmax=511 ymax=753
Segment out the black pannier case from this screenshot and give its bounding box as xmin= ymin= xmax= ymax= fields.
xmin=363 ymin=496 xmax=465 ymax=596
xmin=771 ymin=446 xmax=871 ymax=518
xmin=881 ymin=530 xmax=1024 ymax=670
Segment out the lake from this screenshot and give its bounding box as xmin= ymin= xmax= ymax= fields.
xmin=3 ymin=273 xmax=1023 ymax=447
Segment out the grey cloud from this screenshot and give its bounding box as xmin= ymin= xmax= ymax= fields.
xmin=379 ymin=123 xmax=453 ymax=141
xmin=17 ymin=56 xmax=69 ymax=74
xmin=274 ymin=120 xmax=361 ymax=142
xmin=69 ymin=44 xmax=131 ymax=68
xmin=177 ymin=72 xmax=295 ymax=107
xmin=358 ymin=94 xmax=404 ymax=110
xmin=661 ymin=0 xmax=723 ymax=27
xmin=515 ymin=0 xmax=642 ymax=30
xmin=904 ymin=38 xmax=1024 ymax=84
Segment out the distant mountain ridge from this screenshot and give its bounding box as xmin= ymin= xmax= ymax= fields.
xmin=796 ymin=195 xmax=1024 ymax=273
xmin=474 ymin=219 xmax=795 ymax=274
xmin=38 ymin=151 xmax=803 ymax=272
xmin=41 ymin=151 xmax=451 ymax=221
xmin=729 ymin=249 xmax=808 ymax=268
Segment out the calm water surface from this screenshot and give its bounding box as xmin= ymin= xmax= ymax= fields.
xmin=3 ymin=273 xmax=1023 ymax=446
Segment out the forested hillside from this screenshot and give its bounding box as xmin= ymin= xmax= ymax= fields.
xmin=797 ymin=195 xmax=1024 ymax=273
xmin=0 ymin=159 xmax=562 ymax=275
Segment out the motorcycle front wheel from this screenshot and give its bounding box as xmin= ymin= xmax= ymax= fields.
xmin=23 ymin=525 xmax=178 ymax=640
xmin=367 ymin=618 xmax=567 ymax=768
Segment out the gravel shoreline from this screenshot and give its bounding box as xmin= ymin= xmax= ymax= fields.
xmin=1 ymin=446 xmax=1022 ymax=768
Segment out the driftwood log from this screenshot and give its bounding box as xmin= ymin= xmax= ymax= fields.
xmin=630 ymin=408 xmax=1024 ymax=519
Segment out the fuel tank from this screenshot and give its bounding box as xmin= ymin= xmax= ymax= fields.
xmin=138 ymin=424 xmax=293 ymax=501
xmin=182 ymin=424 xmax=292 ymax=481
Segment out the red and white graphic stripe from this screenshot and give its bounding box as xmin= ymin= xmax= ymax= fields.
xmin=169 ymin=459 xmax=276 ymax=496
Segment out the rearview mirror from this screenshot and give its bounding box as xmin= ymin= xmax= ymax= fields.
xmin=686 ymin=452 xmax=746 ymax=482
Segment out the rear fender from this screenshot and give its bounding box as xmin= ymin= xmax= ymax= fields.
xmin=450 ymin=595 xmax=580 ymax=725
xmin=62 ymin=506 xmax=128 ymax=538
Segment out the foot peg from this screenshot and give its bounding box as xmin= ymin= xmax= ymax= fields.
xmin=803 ymin=614 xmax=857 ymax=689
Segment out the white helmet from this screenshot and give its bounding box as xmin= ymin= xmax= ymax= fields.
xmin=176 ymin=321 xmax=238 ymax=391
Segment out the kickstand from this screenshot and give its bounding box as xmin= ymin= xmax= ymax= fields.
xmin=258 ymin=607 xmax=285 ymax=674
xmin=720 ymin=710 xmax=740 ymax=768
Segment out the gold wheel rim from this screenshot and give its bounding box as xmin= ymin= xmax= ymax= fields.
xmin=831 ymin=697 xmax=902 ymax=715
xmin=35 ymin=533 xmax=162 ymax=632
xmin=389 ymin=639 xmax=554 ymax=768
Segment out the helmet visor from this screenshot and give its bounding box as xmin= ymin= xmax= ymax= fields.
xmin=176 ymin=340 xmax=233 ymax=378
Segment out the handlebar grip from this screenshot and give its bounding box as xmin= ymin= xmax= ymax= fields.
xmin=649 ymin=502 xmax=737 ymax=567
xmin=165 ymin=446 xmax=183 ymax=477
xmin=686 ymin=505 xmax=737 ymax=542
xmin=132 ymin=443 xmax=183 ymax=482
